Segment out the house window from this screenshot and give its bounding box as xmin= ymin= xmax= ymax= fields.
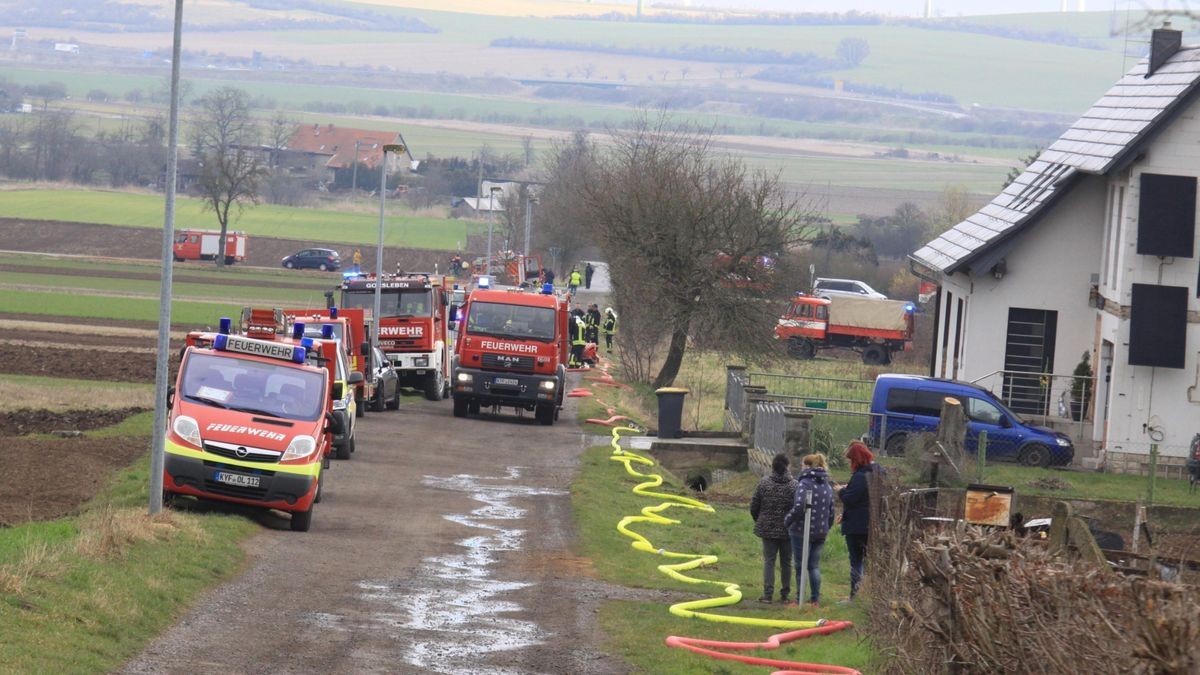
xmin=1129 ymin=283 xmax=1187 ymax=369
xmin=1002 ymin=308 xmax=1058 ymax=415
xmin=940 ymin=290 xmax=954 ymax=378
xmin=1110 ymin=186 xmax=1124 ymax=289
xmin=1136 ymin=173 xmax=1196 ymax=257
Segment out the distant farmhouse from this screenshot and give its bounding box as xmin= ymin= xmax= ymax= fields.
xmin=913 ymin=26 xmax=1200 ymax=476
xmin=279 ymin=123 xmax=413 ymax=187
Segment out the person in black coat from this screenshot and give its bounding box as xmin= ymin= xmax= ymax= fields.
xmin=584 ymin=261 xmax=594 ymax=289
xmin=839 ymin=441 xmax=876 ymax=599
xmin=750 ymin=453 xmax=798 ymax=603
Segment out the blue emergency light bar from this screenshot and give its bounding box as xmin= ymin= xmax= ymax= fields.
xmin=477 ymin=276 xmax=491 ymax=289
xmin=218 ymin=317 xmax=232 ymax=335
xmin=292 ymin=321 xmax=305 ymax=340
xmin=905 ymin=303 xmax=916 ymax=313
xmin=329 ymin=306 xmax=338 ymax=319
xmin=321 ymin=324 xmax=334 ymax=339
xmin=541 ymin=282 xmax=553 ymax=294
xmin=214 ymin=334 xmax=305 ymax=363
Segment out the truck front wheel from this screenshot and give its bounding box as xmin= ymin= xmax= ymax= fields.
xmin=862 ymin=344 xmax=888 ymax=365
xmin=535 ymin=403 xmax=555 ymax=426
xmin=453 ymin=397 xmax=469 ymax=418
xmin=424 ymin=371 xmax=444 ymax=401
xmin=788 ymin=338 xmax=816 ymax=360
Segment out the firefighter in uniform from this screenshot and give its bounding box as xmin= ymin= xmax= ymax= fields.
xmin=602 ymin=307 xmax=618 ymax=353
xmin=570 ymin=312 xmax=587 ymax=368
xmin=585 ymin=303 xmax=601 ymax=344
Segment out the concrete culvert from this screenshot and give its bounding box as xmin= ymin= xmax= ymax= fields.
xmin=686 ymin=474 xmax=709 ymax=492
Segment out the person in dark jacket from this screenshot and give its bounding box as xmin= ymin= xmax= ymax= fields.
xmin=749 ymin=453 xmax=798 ymax=603
xmin=784 ymin=453 xmax=835 ymax=606
xmin=839 ymin=441 xmax=876 ymax=599
xmin=585 ymin=304 xmax=602 ymax=344
xmin=585 ymin=261 xmax=595 ymax=289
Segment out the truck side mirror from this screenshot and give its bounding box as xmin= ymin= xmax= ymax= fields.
xmin=332 ymin=382 xmax=344 ymax=400
xmin=347 ymin=371 xmax=365 ymax=385
xmin=360 ymin=341 xmax=369 ymax=356
xmin=167 ymin=385 xmax=175 ymax=409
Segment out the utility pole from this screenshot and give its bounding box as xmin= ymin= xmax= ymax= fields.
xmin=523 ymin=190 xmax=534 ymax=259
xmin=351 ymin=140 xmax=361 ymax=193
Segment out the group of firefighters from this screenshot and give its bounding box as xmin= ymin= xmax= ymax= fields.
xmin=569 ymin=303 xmax=617 ymax=369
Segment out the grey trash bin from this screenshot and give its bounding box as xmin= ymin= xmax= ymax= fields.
xmin=655 ymin=387 xmax=689 ymax=439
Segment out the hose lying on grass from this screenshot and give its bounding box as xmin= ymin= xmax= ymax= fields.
xmin=606 ymin=424 xmax=858 ymax=674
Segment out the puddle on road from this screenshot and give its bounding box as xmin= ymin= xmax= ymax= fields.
xmin=355 ymin=467 xmax=566 ymax=674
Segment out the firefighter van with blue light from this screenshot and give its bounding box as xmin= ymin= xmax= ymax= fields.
xmin=163 ymin=308 xmax=355 ymax=532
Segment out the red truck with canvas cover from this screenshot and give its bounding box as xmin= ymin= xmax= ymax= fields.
xmin=339 ymin=272 xmax=451 ymax=401
xmin=172 ymin=229 xmax=247 ymax=265
xmin=451 ymin=285 xmax=569 ymax=425
xmin=163 ymin=309 xmax=345 ymax=532
xmin=775 ymin=293 xmax=915 ymax=365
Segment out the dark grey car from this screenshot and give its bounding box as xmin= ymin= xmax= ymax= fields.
xmin=370 ymin=347 xmax=400 ymax=411
xmin=282 ymin=248 xmax=341 ymax=271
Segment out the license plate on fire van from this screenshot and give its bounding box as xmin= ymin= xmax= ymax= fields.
xmin=493 ymin=377 xmax=519 ymax=386
xmin=214 ymin=471 xmax=261 ymax=489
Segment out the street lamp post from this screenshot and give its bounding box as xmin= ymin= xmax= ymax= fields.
xmin=372 ymin=143 xmax=405 ymax=351
xmin=523 ymin=192 xmax=537 ymax=259
xmin=486 ymin=186 xmax=503 ymax=278
xmin=148 ymin=0 xmax=185 ymax=515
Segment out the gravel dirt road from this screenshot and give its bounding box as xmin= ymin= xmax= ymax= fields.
xmin=122 ymin=392 xmax=635 ymax=675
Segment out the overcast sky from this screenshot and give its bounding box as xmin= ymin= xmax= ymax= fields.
xmin=679 ymin=1 xmax=1158 ymax=17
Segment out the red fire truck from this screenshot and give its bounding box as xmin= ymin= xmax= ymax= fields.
xmin=163 ymin=308 xmax=356 ymax=532
xmin=282 ymin=307 xmax=371 ymax=418
xmin=451 ymin=285 xmax=569 ymax=425
xmin=470 ymin=251 xmax=542 ymax=288
xmin=339 ymin=272 xmax=451 ymax=401
xmin=775 ymin=294 xmax=915 ymax=365
xmin=172 ymin=229 xmax=247 ymax=265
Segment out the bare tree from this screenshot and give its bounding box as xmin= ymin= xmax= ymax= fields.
xmin=190 ymin=86 xmax=266 ymax=267
xmin=266 ymin=112 xmax=294 ymax=168
xmin=535 ymin=130 xmax=594 ymax=277
xmin=521 ymin=135 xmax=535 ymax=167
xmin=547 ymin=114 xmax=820 ymax=387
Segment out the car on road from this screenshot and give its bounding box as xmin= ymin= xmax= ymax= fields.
xmin=813 ymin=277 xmax=887 ymax=300
xmin=282 ymin=248 xmax=341 ymax=271
xmin=370 ymin=346 xmax=400 ymax=411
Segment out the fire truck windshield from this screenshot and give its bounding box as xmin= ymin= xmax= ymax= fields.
xmin=341 ymin=289 xmax=432 ymax=317
xmin=180 ymin=352 xmax=326 ymax=421
xmin=465 ymin=301 xmax=556 ymax=342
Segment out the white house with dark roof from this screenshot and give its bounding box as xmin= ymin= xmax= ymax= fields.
xmin=911 ymin=27 xmax=1200 ymax=475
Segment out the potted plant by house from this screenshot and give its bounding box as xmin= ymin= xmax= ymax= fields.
xmin=1070 ymin=351 xmax=1093 ymax=422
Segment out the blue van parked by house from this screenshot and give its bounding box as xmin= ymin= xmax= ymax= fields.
xmin=868 ymin=374 xmax=1074 ymax=467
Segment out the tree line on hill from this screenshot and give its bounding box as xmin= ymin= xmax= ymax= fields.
xmin=491 ymin=36 xmax=869 ymax=69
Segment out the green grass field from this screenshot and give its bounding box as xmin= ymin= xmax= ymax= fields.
xmin=6 ymin=289 xmax=243 ymax=325
xmin=0 ymin=189 xmax=482 ymax=250
xmin=0 ymin=411 xmax=255 ymax=672
xmin=0 ymin=271 xmax=331 ymax=306
xmin=571 ymin=443 xmax=874 ymax=673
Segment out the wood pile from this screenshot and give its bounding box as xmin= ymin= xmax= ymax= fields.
xmin=867 ymin=486 xmax=1200 ymax=674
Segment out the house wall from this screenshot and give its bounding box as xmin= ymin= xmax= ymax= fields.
xmin=935 ymin=176 xmax=1106 ymax=393
xmin=1101 ymin=107 xmax=1200 ymax=462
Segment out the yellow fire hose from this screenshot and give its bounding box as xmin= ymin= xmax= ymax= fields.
xmin=607 ymin=425 xmax=824 ymax=630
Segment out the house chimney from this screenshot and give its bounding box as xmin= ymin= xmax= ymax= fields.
xmin=1147 ymin=22 xmax=1182 ymax=78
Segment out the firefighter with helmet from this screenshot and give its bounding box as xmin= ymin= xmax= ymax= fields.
xmin=569 ymin=308 xmax=587 ymax=368
xmin=602 ymin=307 xmax=618 ymax=353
